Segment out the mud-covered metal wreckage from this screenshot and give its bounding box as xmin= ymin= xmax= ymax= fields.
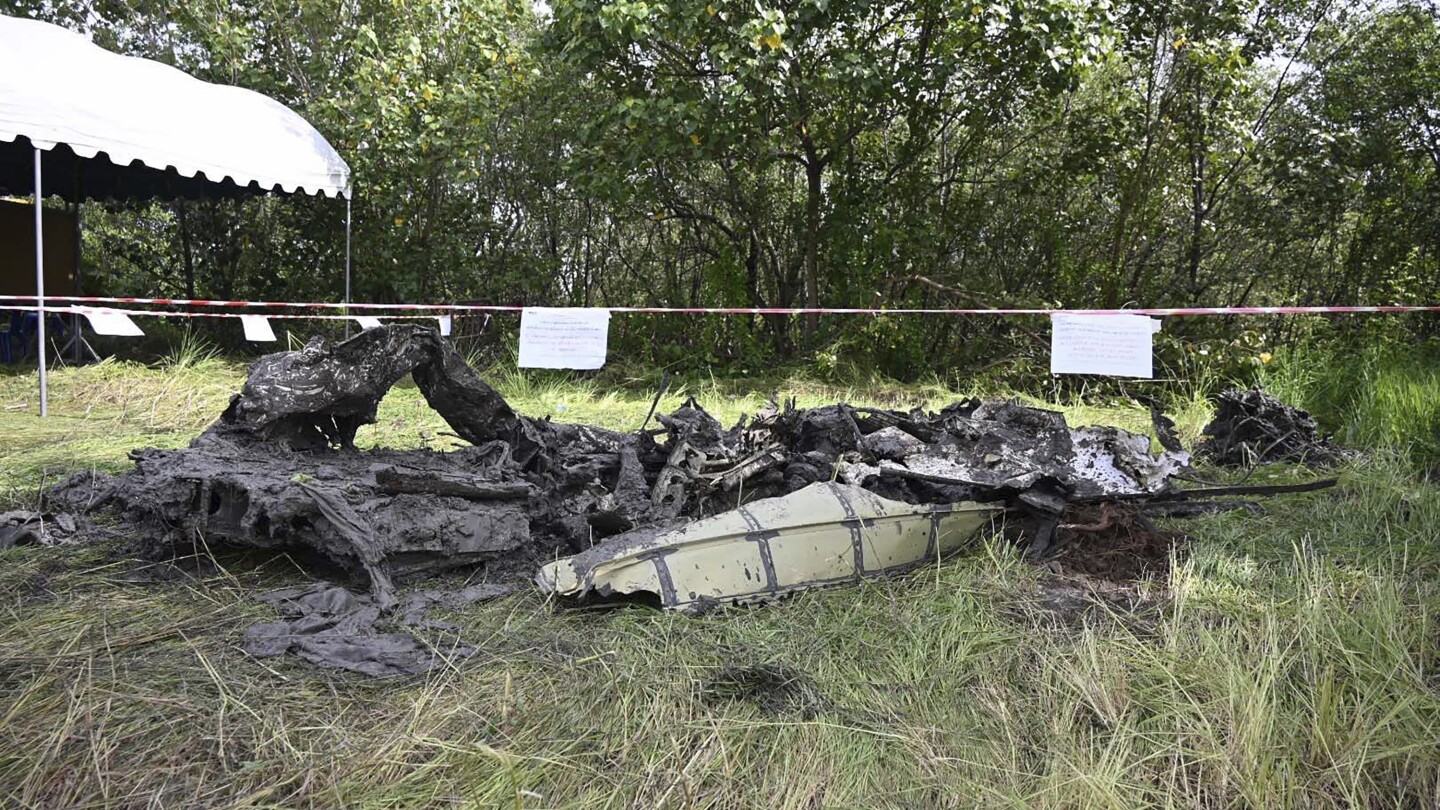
xmin=37 ymin=325 xmax=1334 ymax=676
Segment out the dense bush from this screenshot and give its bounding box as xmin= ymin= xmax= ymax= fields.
xmin=16 ymin=0 xmax=1439 ymax=378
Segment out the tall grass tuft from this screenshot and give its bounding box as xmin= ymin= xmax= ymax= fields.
xmin=1262 ymin=343 xmax=1440 ymax=472
xmin=161 ymin=328 xmax=224 ymax=371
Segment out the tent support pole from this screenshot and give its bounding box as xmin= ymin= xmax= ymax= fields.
xmin=72 ymin=178 xmax=83 ymax=364
xmin=34 ymin=147 xmax=48 ymax=417
xmin=344 ymin=195 xmax=352 ymax=340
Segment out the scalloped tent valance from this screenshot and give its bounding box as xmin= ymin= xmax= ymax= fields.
xmin=0 ymin=14 xmax=351 ymax=201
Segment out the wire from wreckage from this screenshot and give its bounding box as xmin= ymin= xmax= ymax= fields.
xmin=637 ymin=370 xmax=672 ymax=432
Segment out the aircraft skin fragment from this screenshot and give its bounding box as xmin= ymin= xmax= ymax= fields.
xmin=536 ymin=482 xmax=1001 ymax=610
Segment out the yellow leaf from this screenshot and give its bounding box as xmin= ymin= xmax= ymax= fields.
xmin=1259 ymin=352 xmax=1273 ymax=364
xmin=394 ymin=216 xmax=406 ymax=226
xmin=421 ymin=86 xmax=435 ymax=101
xmin=706 ymin=3 xmax=715 ymax=14
xmin=763 ymin=33 xmax=782 ymax=50
xmin=690 ymin=133 xmax=701 ymax=145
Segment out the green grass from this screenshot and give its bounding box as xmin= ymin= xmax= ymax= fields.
xmin=2 ymin=360 xmax=1438 ymax=808
xmin=1261 ymin=343 xmax=1440 ymax=473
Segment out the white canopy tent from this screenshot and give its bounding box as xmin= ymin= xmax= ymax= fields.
xmin=0 ymin=13 xmax=352 ymax=415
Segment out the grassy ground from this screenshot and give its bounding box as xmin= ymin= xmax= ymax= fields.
xmin=1 ymin=358 xmax=1437 ymax=809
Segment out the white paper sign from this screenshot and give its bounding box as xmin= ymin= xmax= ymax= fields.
xmin=354 ymin=316 xmax=383 ymax=331
xmin=1050 ymin=313 xmax=1160 ymax=378
xmin=436 ymin=315 xmax=453 ymax=337
xmin=239 ymin=314 xmax=277 ymax=342
xmin=518 ymin=308 xmax=611 ymax=369
xmin=77 ymin=307 xmax=144 ymax=337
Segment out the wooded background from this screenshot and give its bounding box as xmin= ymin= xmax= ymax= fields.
xmin=12 ymin=0 xmax=1439 ymax=378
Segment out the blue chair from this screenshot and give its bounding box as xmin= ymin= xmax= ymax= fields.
xmin=2 ymin=311 xmax=67 ymax=364
xmin=1 ymin=311 xmax=21 ymax=364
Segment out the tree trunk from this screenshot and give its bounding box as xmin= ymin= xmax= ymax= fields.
xmin=802 ymin=158 xmax=823 ymax=337
xmin=176 ymin=200 xmax=196 ymax=299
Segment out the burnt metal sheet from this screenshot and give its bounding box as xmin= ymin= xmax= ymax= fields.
xmin=537 ymin=482 xmax=1001 ymax=610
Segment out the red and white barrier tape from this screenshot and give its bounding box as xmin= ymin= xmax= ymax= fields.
xmin=4 ymin=294 xmax=1440 ymax=317
xmin=52 ymin=306 xmax=439 ymax=321
xmin=0 ymin=294 xmax=488 ymax=312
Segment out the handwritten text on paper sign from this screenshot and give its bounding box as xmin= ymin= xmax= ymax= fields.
xmin=240 ymin=314 xmax=277 ymax=342
xmin=518 ymin=308 xmax=612 ymax=370
xmin=1050 ymin=313 xmax=1161 ymax=378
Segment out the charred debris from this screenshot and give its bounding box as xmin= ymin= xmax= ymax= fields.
xmin=45 ymin=325 xmax=1333 ymax=601
xmin=36 ymin=325 xmax=1336 ymax=672
xmin=1199 ymin=386 xmax=1347 ymax=467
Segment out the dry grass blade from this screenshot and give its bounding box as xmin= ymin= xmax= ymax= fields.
xmin=1 ymin=362 xmax=1438 ymax=808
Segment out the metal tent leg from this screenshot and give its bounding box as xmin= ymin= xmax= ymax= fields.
xmin=34 ymin=146 xmax=48 ymax=417
xmin=72 ymin=172 xmax=83 ymax=364
xmin=344 ymin=195 xmax=352 ymax=340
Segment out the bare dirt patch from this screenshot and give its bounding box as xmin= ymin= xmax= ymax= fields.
xmin=1050 ymin=503 xmax=1189 ymax=583
xmin=703 ymin=660 xmax=830 ymax=719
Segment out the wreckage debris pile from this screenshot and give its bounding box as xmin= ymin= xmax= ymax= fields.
xmin=1199 ymin=387 xmax=1345 ymax=467
xmin=48 ymin=325 xmax=1195 ymax=601
xmin=38 ymin=324 xmax=1232 ymax=673
xmin=0 ymin=511 xmax=88 ymax=549
xmin=242 ymin=582 xmax=514 ymax=677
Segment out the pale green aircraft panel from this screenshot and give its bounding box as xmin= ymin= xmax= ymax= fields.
xmin=537 ymin=482 xmax=1002 ymax=610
